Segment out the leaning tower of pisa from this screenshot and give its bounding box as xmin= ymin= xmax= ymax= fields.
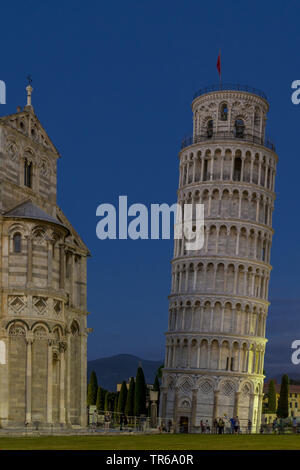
xmin=160 ymin=84 xmax=277 ymax=433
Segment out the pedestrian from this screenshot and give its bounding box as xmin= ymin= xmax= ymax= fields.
xmin=205 ymin=420 xmax=210 ymax=433
xmin=217 ymin=417 xmax=224 ymax=434
xmin=292 ymin=416 xmax=297 ymax=433
xmin=230 ymin=417 xmax=235 ymax=434
xmin=221 ymin=418 xmax=225 ymax=434
xmin=92 ymin=410 xmax=97 ymax=430
xmin=167 ymin=419 xmax=172 ymax=432
xmin=272 ymin=417 xmax=277 ymax=434
xmin=104 ymin=411 xmax=111 ymax=430
xmin=213 ymin=418 xmax=218 ymax=434
xmin=120 ymin=413 xmax=124 ymax=431
xmin=200 ymin=419 xmax=205 ymax=434
xmin=247 ymin=419 xmax=252 ymax=434
xmin=260 ymin=424 xmax=264 ymax=433
xmin=234 ymin=416 xmax=239 ymax=434
xmin=141 ymin=414 xmax=147 ymax=432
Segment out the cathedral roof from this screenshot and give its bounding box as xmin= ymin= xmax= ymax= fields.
xmin=3 ymin=200 xmax=68 ymax=231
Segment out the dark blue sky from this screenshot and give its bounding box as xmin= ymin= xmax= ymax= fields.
xmin=1 ymin=0 xmax=300 ymax=377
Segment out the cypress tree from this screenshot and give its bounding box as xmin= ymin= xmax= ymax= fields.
xmin=125 ymin=377 xmax=135 ymax=417
xmin=96 ymin=386 xmax=101 ymax=411
xmin=134 ymin=366 xmax=147 ymax=416
xmin=118 ymin=381 xmax=128 ymax=414
xmin=277 ymin=374 xmax=289 ymax=418
xmin=96 ymin=386 xmax=106 ymax=412
xmin=114 ymin=392 xmax=119 ymax=413
xmin=153 ymin=374 xmax=160 ymax=414
xmin=101 ymin=388 xmax=107 ymax=410
xmin=87 ymin=370 xmax=98 ymax=406
xmin=157 ymin=365 xmax=164 ymax=380
xmin=104 ymin=391 xmax=111 ymax=411
xmin=267 ymin=379 xmax=277 ymax=413
xmin=153 ymin=375 xmax=160 ymax=392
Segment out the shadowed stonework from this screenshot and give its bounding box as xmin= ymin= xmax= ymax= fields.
xmin=0 ymin=86 xmax=90 ymax=428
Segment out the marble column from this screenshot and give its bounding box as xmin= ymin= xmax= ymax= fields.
xmin=213 ymin=390 xmax=219 ymax=420
xmin=27 ymin=236 xmax=33 ymax=286
xmin=59 ymin=342 xmax=67 ymax=424
xmin=25 ymin=335 xmax=33 ymax=424
xmin=47 ymin=339 xmax=53 ymax=423
xmin=59 ymin=244 xmax=65 ymax=289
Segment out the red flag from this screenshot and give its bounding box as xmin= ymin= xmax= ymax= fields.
xmin=217 ymin=50 xmax=221 ymax=78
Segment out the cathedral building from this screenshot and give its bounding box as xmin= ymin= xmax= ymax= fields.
xmin=0 ymin=85 xmax=90 ymax=427
xmin=160 ymin=84 xmax=277 ymax=433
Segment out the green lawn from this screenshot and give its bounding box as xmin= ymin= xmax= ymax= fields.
xmin=0 ymin=434 xmax=299 ymax=450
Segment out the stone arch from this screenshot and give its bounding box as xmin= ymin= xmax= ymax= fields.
xmin=219 ymin=102 xmax=228 ymax=121
xmin=8 ymin=223 xmax=28 ymax=254
xmin=220 ymin=189 xmax=230 ymax=216
xmin=223 ymin=148 xmax=232 ymax=180
xmin=23 ymin=146 xmax=36 ymax=164
xmin=6 ymin=319 xmax=29 ymax=334
xmin=218 ymin=225 xmax=228 ymax=254
xmin=31 ymin=321 xmax=51 ymax=333
xmin=211 ymin=189 xmax=220 ymax=216
xmin=8 ymin=322 xmax=27 ymax=423
xmin=213 ymin=301 xmax=222 ymax=331
xmin=232 ymin=190 xmax=240 ymax=218
xmin=199 ymin=338 xmax=209 ymax=368
xmin=252 ymin=153 xmax=260 ymax=184
xmin=232 ymin=341 xmax=240 ymax=371
xmin=31 ymin=323 xmax=48 ymax=422
xmin=243 ymin=151 xmax=252 ymax=182
xmin=220 ymin=339 xmax=230 ymax=370
xmin=202 ymin=301 xmax=211 ymax=331
xmin=210 ymin=339 xmax=219 ymax=370
xmin=206 ymin=263 xmax=214 ymax=291
xmin=189 ymin=339 xmax=198 ymax=368
xmin=241 ymin=191 xmax=249 ymax=219
xmin=69 ymin=319 xmax=81 ymax=424
xmin=207 ymin=226 xmax=217 ymax=254
xmin=226 ymin=264 xmax=235 ymax=293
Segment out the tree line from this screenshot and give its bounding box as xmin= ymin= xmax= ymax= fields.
xmin=87 ymin=365 xmax=161 ymax=417
xmin=265 ymin=374 xmax=289 ymax=418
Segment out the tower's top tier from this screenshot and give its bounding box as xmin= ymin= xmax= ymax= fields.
xmin=193 ymin=83 xmax=268 ymax=101
xmin=185 ymin=84 xmax=274 ymax=151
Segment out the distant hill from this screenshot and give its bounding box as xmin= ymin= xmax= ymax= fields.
xmin=87 ymin=354 xmax=163 ymax=391
xmin=273 ymin=373 xmax=300 ymax=384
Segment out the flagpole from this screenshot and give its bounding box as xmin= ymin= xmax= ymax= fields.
xmin=217 ymin=49 xmax=222 ymax=90
xmin=219 ymin=49 xmax=222 ymax=90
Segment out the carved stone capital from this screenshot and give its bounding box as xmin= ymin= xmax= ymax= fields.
xmin=59 ymin=341 xmax=67 ymax=353
xmin=26 ymin=332 xmax=34 ymax=344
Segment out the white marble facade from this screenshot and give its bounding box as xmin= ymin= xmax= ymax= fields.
xmin=160 ymin=86 xmax=277 ymax=433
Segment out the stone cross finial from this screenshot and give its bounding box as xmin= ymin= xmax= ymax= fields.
xmin=26 ymin=76 xmax=33 ymax=107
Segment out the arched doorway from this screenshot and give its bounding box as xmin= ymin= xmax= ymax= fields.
xmin=179 ymin=416 xmax=189 ymax=433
